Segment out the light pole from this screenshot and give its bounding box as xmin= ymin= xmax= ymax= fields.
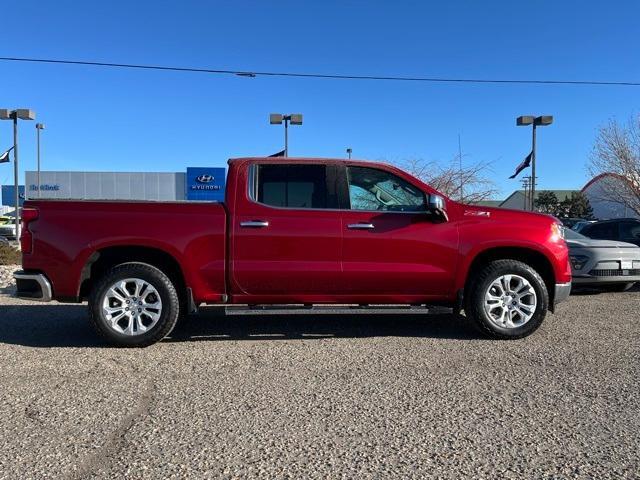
xmin=516 ymin=115 xmax=553 ymax=211
xmin=270 ymin=113 xmax=303 ymax=157
xmin=36 ymin=123 xmax=45 ymax=198
xmin=346 ymin=148 xmax=352 ymax=159
xmin=0 ymin=108 xmax=36 ymax=240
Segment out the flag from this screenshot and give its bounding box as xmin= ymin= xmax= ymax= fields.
xmin=269 ymin=149 xmax=286 ymax=157
xmin=509 ymin=151 xmax=532 ymax=179
xmin=0 ymin=146 xmax=13 ymax=164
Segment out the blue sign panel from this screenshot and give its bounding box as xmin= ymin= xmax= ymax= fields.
xmin=185 ymin=167 xmax=226 ymax=202
xmin=1 ymin=185 xmax=25 ymax=207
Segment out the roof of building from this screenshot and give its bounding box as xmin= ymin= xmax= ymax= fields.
xmin=500 ymin=189 xmax=579 ymax=206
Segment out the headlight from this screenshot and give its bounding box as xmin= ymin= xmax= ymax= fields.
xmin=551 ymin=222 xmax=565 ymax=242
xmin=570 ymin=255 xmax=589 ymax=270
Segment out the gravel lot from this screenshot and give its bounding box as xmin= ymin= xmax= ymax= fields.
xmin=0 ymin=284 xmax=638 ymax=479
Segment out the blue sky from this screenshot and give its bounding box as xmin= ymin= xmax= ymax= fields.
xmin=1 ymin=0 xmax=639 ymax=199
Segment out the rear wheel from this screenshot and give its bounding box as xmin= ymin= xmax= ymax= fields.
xmin=464 ymin=259 xmax=549 ymax=339
xmin=89 ymin=262 xmax=180 ymax=347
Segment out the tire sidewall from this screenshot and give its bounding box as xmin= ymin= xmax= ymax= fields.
xmin=470 ymin=261 xmax=548 ymax=338
xmin=90 ymin=263 xmax=179 ymax=347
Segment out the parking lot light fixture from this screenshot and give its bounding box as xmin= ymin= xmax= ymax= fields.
xmin=269 ymin=113 xmax=303 ymax=157
xmin=516 ymin=115 xmax=554 ymax=211
xmin=0 ymin=108 xmax=37 ymax=240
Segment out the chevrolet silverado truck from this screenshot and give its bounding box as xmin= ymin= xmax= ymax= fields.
xmin=14 ymin=157 xmax=572 ymax=347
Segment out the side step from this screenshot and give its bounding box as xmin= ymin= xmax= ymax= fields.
xmin=224 ymin=305 xmax=433 ymax=316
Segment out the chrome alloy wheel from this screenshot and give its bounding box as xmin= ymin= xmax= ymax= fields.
xmin=101 ymin=278 xmax=163 ymax=335
xmin=483 ymin=274 xmax=537 ymax=329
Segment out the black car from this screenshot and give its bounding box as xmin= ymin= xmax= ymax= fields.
xmin=580 ymin=218 xmax=640 ymax=247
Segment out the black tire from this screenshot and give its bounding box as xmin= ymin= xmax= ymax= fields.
xmin=89 ymin=262 xmax=180 ymax=347
xmin=464 ymin=259 xmax=549 ymax=339
xmin=601 ymin=282 xmax=635 ymax=292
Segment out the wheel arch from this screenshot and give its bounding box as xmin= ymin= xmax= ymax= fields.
xmin=461 ymin=246 xmax=556 ymax=307
xmin=79 ymin=245 xmax=188 ymax=302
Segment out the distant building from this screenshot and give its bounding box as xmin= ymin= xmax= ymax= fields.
xmin=581 ymin=173 xmax=639 ymax=220
xmin=499 ymin=190 xmax=578 ymax=211
xmin=475 ymin=173 xmax=639 ymax=220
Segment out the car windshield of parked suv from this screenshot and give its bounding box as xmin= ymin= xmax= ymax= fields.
xmin=564 ymin=228 xmax=589 ymax=240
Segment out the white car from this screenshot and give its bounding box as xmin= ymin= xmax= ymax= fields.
xmin=0 ymin=223 xmax=16 ymax=240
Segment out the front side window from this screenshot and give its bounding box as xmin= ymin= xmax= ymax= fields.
xmin=256 ymin=164 xmax=329 ymax=209
xmin=347 ymin=166 xmax=426 ymax=212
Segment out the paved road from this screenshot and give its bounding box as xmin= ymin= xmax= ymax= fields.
xmin=0 ymin=289 xmax=638 ymax=479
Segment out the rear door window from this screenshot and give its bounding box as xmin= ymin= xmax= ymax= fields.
xmin=256 ymin=164 xmax=335 ymax=209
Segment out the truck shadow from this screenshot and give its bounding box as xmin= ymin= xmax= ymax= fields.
xmin=0 ymin=304 xmax=482 ymax=348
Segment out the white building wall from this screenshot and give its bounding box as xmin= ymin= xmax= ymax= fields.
xmin=582 ymin=175 xmax=639 ymax=220
xmin=24 ymin=171 xmax=186 ymax=201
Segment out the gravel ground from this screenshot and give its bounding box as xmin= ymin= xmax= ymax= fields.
xmin=0 ymin=288 xmax=638 ymax=479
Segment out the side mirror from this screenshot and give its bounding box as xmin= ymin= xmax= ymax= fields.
xmin=427 ymin=194 xmax=449 ymax=222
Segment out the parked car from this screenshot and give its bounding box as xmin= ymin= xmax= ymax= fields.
xmin=14 ymin=157 xmax=572 ymax=347
xmin=565 ymin=228 xmax=640 ymax=291
xmin=0 ymin=215 xmax=10 ymax=225
xmin=561 ymin=217 xmax=588 ymax=230
xmin=0 ymin=223 xmax=16 ymax=240
xmin=572 ymin=220 xmax=596 ymax=232
xmin=579 ymin=218 xmax=640 ymax=247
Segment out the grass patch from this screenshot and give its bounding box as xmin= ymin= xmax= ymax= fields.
xmin=0 ymin=244 xmax=21 ymax=265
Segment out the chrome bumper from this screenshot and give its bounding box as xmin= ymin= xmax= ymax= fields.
xmin=554 ymin=282 xmax=571 ymax=305
xmin=13 ymin=271 xmax=53 ymax=302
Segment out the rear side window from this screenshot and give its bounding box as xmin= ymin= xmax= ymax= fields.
xmin=256 ymin=164 xmax=331 ymax=209
xmin=583 ymin=222 xmax=617 ymax=240
xmin=620 ymin=221 xmax=640 ymax=240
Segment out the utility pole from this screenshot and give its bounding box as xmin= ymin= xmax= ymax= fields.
xmin=346 ymin=148 xmax=352 ymax=159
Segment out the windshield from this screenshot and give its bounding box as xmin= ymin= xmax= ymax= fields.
xmin=564 ymin=228 xmax=589 ymax=240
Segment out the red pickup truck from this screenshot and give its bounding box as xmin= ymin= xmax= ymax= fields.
xmin=15 ymin=157 xmax=571 ymax=346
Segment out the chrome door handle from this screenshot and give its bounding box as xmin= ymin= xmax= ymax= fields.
xmin=347 ymin=223 xmax=375 ymax=230
xmin=240 ymin=220 xmax=269 ymax=228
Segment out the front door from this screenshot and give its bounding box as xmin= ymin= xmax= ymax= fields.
xmin=231 ymin=162 xmax=343 ymax=300
xmin=340 ymin=165 xmax=458 ymax=300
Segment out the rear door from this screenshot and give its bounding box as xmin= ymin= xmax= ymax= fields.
xmin=339 ymin=165 xmax=458 ymax=299
xmin=230 ymin=162 xmax=343 ymax=298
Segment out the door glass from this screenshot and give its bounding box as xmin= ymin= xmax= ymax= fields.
xmin=347 ymin=166 xmax=426 ymax=212
xmin=257 ymin=164 xmax=329 ymax=209
xmin=620 ymin=221 xmax=640 ymax=240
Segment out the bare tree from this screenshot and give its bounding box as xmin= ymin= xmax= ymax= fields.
xmin=589 ymin=116 xmax=640 ymax=215
xmin=397 ymin=157 xmax=499 ymax=204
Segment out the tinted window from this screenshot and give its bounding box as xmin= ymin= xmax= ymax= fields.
xmin=620 ymin=221 xmax=640 ymax=240
xmin=583 ymin=222 xmax=617 ymax=240
xmin=347 ymin=166 xmax=426 ymax=212
xmin=257 ymin=164 xmax=329 ymax=209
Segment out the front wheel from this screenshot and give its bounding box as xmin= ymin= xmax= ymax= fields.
xmin=464 ymin=259 xmax=549 ymax=339
xmin=89 ymin=262 xmax=180 ymax=347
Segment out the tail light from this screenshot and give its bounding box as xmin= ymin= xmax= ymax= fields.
xmin=20 ymin=208 xmax=39 ymax=254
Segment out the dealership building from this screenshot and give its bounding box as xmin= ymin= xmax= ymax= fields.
xmin=1 ymin=167 xmax=226 ymax=207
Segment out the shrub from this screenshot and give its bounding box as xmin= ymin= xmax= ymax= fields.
xmin=0 ymin=244 xmax=21 ymax=265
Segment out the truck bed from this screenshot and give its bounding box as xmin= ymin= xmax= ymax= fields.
xmin=22 ymin=199 xmax=227 ymax=303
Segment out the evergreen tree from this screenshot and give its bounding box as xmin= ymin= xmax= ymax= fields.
xmin=534 ymin=191 xmax=560 ymax=216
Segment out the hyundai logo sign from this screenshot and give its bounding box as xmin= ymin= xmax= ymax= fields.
xmin=186 ymin=167 xmax=225 ymax=202
xmin=196 ymin=174 xmax=214 ymax=184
